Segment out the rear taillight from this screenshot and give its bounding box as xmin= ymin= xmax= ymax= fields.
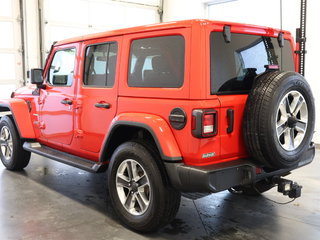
xmin=203 ymin=113 xmax=214 ymax=134
xmin=192 ymin=109 xmax=217 ymax=138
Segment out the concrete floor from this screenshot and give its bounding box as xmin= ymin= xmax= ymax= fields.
xmin=0 ymin=151 xmax=319 ymax=240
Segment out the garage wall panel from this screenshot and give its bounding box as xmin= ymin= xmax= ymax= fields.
xmin=0 ymin=0 xmax=23 ymax=98
xmin=42 ymin=0 xmax=160 ymax=57
xmin=0 ymin=53 xmax=15 ymax=80
xmin=0 ymin=22 xmax=14 ymax=48
xmin=119 ymin=0 xmax=159 ymax=5
xmin=0 ymin=0 xmax=12 ymax=17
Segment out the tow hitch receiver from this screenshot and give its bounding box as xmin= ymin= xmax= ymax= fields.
xmin=273 ymin=177 xmax=302 ymax=198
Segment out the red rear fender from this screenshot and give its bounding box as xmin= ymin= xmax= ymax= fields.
xmin=101 ymin=113 xmax=182 ymax=162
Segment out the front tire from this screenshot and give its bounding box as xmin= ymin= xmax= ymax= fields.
xmin=0 ymin=116 xmax=31 ymax=170
xmin=107 ymin=141 xmax=181 ymax=232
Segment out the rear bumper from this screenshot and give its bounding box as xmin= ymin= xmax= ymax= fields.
xmin=165 ymin=145 xmax=315 ymax=193
xmin=165 ymin=160 xmax=256 ymax=193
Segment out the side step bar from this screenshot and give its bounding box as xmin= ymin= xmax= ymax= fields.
xmin=23 ymin=142 xmax=106 ymax=173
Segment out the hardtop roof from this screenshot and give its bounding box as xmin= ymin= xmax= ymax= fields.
xmin=55 ymin=19 xmax=292 ymax=46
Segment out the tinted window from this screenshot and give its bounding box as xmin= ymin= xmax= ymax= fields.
xmin=83 ymin=42 xmax=118 ymax=87
xmin=48 ymin=48 xmax=76 ymax=86
xmin=128 ymin=35 xmax=185 ymax=88
xmin=210 ymin=32 xmax=295 ymax=94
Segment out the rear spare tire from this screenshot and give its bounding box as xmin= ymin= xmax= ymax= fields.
xmin=243 ymin=71 xmax=315 ymax=169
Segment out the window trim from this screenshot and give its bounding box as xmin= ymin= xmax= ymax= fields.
xmin=82 ymin=41 xmax=118 ymax=89
xmin=47 ymin=47 xmax=77 ymax=87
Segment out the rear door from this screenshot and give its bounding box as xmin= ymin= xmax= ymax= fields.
xmin=76 ymin=37 xmax=121 ymax=153
xmin=210 ymin=31 xmax=295 ymax=159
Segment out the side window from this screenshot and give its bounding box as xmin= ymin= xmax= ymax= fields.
xmin=83 ymin=42 xmax=118 ymax=87
xmin=128 ymin=35 xmax=185 ymax=88
xmin=48 ymin=48 xmax=76 ymax=86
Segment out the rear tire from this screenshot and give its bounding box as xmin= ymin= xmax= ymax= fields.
xmin=0 ymin=116 xmax=31 ymax=170
xmin=107 ymin=141 xmax=181 ymax=232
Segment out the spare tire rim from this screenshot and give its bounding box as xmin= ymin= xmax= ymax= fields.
xmin=276 ymin=90 xmax=308 ymax=151
xmin=116 ymin=159 xmax=151 ymax=216
xmin=0 ymin=126 xmax=13 ymax=161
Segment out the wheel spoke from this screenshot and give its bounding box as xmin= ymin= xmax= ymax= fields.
xmin=0 ymin=131 xmax=6 ymax=141
xmin=289 ymin=128 xmax=295 ymax=149
xmin=4 ymin=128 xmax=10 ymax=140
xmin=7 ymin=146 xmax=12 ymax=158
xmin=135 ymin=192 xmax=147 ymax=212
xmin=284 ymin=128 xmax=293 ymax=150
xmin=0 ymin=146 xmax=5 ymax=155
xmin=117 ymin=175 xmax=131 ymax=188
xmin=0 ymin=139 xmax=6 ymax=146
xmin=295 ymin=120 xmax=307 ymax=133
xmin=277 ymin=123 xmax=287 ymax=137
xmin=137 ymin=175 xmax=148 ymax=188
xmin=8 ymin=140 xmax=13 ymax=149
xmin=4 ymin=145 xmax=11 ymax=158
xmin=279 ymin=102 xmax=288 ymax=116
xmin=131 ymin=161 xmax=139 ymax=181
xmin=126 ymin=161 xmax=133 ymax=181
xmin=285 ymin=97 xmax=291 ymax=114
xmin=124 ymin=192 xmax=135 ymax=210
xmin=292 ymin=96 xmax=304 ymax=117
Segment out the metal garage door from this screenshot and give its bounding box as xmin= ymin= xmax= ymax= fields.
xmin=41 ymin=0 xmax=160 ymax=59
xmin=0 ymin=0 xmax=23 ymax=98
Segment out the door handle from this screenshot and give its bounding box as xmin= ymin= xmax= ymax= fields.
xmin=95 ymin=102 xmax=111 ymax=109
xmin=61 ymin=99 xmax=73 ymax=105
xmin=227 ymin=109 xmax=234 ymax=134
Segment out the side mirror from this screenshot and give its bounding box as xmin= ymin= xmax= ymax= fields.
xmin=30 ymin=68 xmax=44 ymax=85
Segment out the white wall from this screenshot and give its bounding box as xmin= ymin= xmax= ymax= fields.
xmin=0 ymin=0 xmax=25 ymax=98
xmin=24 ymin=0 xmax=41 ymax=70
xmin=163 ymin=0 xmax=320 ymax=144
xmin=163 ymin=0 xmax=206 ymax=21
xmin=305 ymin=0 xmax=320 ymax=144
xmin=23 ymin=0 xmax=160 ymax=73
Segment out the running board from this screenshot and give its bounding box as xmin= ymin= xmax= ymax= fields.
xmin=23 ymin=142 xmax=105 ymax=173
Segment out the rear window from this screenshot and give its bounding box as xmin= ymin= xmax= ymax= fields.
xmin=210 ymin=32 xmax=295 ymax=94
xmin=128 ymin=35 xmax=185 ymax=88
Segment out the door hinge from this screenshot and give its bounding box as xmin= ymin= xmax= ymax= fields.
xmin=39 ymin=121 xmax=46 ymax=129
xmin=38 ymin=98 xmax=45 ymax=105
xmin=74 ymin=100 xmax=82 ymax=109
xmin=74 ymin=129 xmax=84 ymax=138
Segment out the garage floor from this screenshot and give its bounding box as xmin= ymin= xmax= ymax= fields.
xmin=0 ymin=151 xmax=319 ymax=240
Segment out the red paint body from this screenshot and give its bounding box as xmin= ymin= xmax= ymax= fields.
xmin=0 ymin=20 xmax=298 ymax=167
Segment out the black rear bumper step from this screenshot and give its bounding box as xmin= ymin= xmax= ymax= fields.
xmin=255 ymin=145 xmax=315 ymax=181
xmin=165 ymin=159 xmax=256 ymax=193
xmin=165 ymin=145 xmax=315 ymax=193
xmin=23 ymin=142 xmax=105 ymax=173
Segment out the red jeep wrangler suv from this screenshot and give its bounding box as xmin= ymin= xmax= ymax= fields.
xmin=0 ymin=20 xmax=315 ymax=232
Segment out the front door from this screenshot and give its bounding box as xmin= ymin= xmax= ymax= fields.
xmin=76 ymin=37 xmax=121 ymax=153
xmin=39 ymin=45 xmax=78 ymax=145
